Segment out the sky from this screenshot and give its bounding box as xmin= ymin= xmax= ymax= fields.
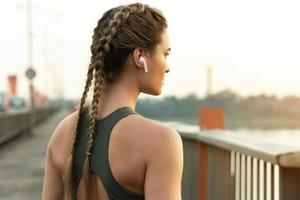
xmin=1 ymin=0 xmax=300 ymax=100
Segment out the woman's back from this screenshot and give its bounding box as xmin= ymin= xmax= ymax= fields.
xmin=43 ymin=106 xmax=183 ymax=199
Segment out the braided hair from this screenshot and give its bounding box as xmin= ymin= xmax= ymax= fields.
xmin=63 ymin=3 xmax=167 ymax=199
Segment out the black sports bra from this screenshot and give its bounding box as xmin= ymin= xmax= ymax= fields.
xmin=72 ymin=106 xmax=144 ymax=200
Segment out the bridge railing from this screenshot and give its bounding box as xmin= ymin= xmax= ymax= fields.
xmin=0 ymin=107 xmax=59 ymax=145
xmin=167 ymin=122 xmax=300 ymax=200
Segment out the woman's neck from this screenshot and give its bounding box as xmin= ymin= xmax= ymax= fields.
xmin=96 ymin=79 xmax=140 ymax=117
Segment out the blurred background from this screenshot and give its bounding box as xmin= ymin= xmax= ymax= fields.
xmin=1 ymin=0 xmax=300 ymax=199
xmin=1 ymin=0 xmax=300 ymax=129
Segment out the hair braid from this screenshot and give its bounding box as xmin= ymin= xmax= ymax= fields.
xmin=62 ymin=63 xmax=94 ymax=200
xmin=80 ymin=68 xmax=104 ymax=199
xmin=93 ymin=4 xmax=146 ymax=58
xmin=85 ymin=3 xmax=147 ymax=155
xmin=79 ymin=5 xmax=148 ymax=199
xmin=73 ymin=65 xmax=94 ymax=146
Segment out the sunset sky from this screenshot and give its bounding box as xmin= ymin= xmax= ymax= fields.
xmin=1 ymin=0 xmax=300 ymax=100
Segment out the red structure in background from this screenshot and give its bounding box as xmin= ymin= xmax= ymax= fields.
xmin=7 ymin=75 xmax=17 ymax=96
xmin=5 ymin=74 xmax=48 ymax=110
xmin=198 ymin=108 xmax=225 ymax=200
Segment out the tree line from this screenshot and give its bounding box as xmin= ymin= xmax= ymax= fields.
xmin=136 ymin=90 xmax=300 ymax=129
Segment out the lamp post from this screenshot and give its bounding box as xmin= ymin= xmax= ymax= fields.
xmin=26 ymin=67 xmax=36 ymax=135
xmin=25 ymin=0 xmax=36 ymax=135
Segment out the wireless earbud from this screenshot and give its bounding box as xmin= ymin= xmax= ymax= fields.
xmin=139 ymin=56 xmax=148 ymax=73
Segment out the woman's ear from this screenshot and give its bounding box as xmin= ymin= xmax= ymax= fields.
xmin=132 ymin=48 xmax=144 ymax=70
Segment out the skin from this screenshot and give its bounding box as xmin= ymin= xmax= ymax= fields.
xmin=42 ymin=30 xmax=184 ymax=200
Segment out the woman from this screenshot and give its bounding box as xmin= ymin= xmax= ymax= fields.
xmin=42 ymin=3 xmax=183 ymax=200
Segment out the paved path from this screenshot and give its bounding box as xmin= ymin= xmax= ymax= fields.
xmin=0 ymin=109 xmax=69 ymax=200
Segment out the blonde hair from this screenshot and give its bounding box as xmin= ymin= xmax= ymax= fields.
xmin=63 ymin=3 xmax=167 ymax=199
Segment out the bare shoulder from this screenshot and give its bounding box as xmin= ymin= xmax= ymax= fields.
xmin=42 ymin=111 xmax=78 ymax=198
xmin=48 ymin=111 xmax=77 ymax=149
xmin=130 ymin=115 xmax=183 ymax=199
xmin=47 ymin=111 xmax=78 ymax=176
xmin=129 ymin=114 xmax=183 ymax=162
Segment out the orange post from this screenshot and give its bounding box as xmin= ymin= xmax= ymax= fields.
xmin=198 ymin=108 xmax=225 ymax=200
xmin=198 ymin=108 xmax=225 ymax=130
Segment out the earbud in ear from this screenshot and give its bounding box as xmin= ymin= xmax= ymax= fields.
xmin=139 ymin=56 xmax=148 ymax=73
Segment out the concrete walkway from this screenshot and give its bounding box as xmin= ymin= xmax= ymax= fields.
xmin=0 ymin=109 xmax=69 ymax=200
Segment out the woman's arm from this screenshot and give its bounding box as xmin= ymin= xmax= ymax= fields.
xmin=144 ymin=127 xmax=183 ymax=200
xmin=42 ymin=112 xmax=77 ymax=199
xmin=42 ymin=140 xmax=64 ymax=200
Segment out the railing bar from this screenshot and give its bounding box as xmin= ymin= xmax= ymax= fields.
xmin=231 ymin=151 xmax=235 ymax=176
xmin=224 ymin=149 xmax=231 ymax=200
xmin=216 ymin=148 xmax=221 ymax=199
xmin=199 ymin=143 xmax=208 ymax=200
xmin=253 ymin=158 xmax=257 ymax=200
xmin=270 ymin=164 xmax=274 ymax=200
xmin=241 ymin=154 xmax=246 ymax=200
xmin=207 ymin=146 xmax=214 ymax=200
xmin=266 ymin=162 xmax=271 ymax=200
xmin=216 ymin=147 xmax=220 ymax=200
xmin=274 ymin=165 xmax=279 ymax=200
xmin=259 ymin=160 xmax=265 ymax=200
xmin=246 ymin=156 xmax=251 ymax=200
xmin=235 ymin=152 xmax=240 ymax=200
xmin=258 ymin=159 xmax=261 ymax=200
xmin=230 ymin=151 xmax=236 ymax=200
xmin=264 ymin=162 xmax=267 ymax=200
